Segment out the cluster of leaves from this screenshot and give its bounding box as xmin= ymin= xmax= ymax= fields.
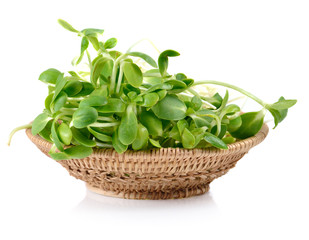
xmin=9 ymin=20 xmax=297 ymax=160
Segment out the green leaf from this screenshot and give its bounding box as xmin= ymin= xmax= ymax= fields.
xmin=39 ymin=68 xmax=61 ymax=84
xmin=132 ymin=124 xmax=149 ymax=150
xmin=97 ymin=98 xmax=126 ymax=113
xmin=73 ymin=82 xmax=95 ymax=97
xmin=122 ymin=62 xmax=143 ymax=88
xmin=142 ymin=93 xmax=159 ymax=107
xmin=191 ymin=96 xmax=202 ymax=111
xmin=71 ymin=127 xmax=96 ymax=147
xmin=39 ymin=120 xmax=53 ymax=142
xmin=268 ymin=98 xmax=297 ymax=110
xmin=158 ymin=49 xmax=180 ymax=77
xmin=53 ymin=91 xmax=67 ymax=112
xmin=118 ymin=105 xmax=138 ymax=145
xmin=140 ymin=111 xmax=163 ymax=137
xmin=227 ymin=116 xmax=242 ymax=132
xmin=57 ymin=19 xmax=79 ymax=33
xmin=64 ymin=145 xmax=93 ymax=159
xmin=88 ymin=127 xmax=112 ymax=142
xmin=104 ymin=38 xmax=117 ymax=49
xmin=177 ymin=119 xmax=189 ymax=135
xmin=80 ymin=96 xmax=107 ymax=108
xmin=90 ymin=57 xmax=110 ymax=86
xmin=51 ymin=120 xmax=64 ymax=151
xmin=268 ymin=108 xmax=287 ymax=129
xmin=152 ymin=95 xmax=187 ymax=120
xmin=81 ymin=28 xmax=104 ymax=36
xmin=204 ymin=132 xmax=228 ymax=149
xmin=128 ymin=52 xmax=157 ymax=68
xmin=50 ymin=145 xmax=93 ymax=160
xmin=87 ymin=35 xmax=100 ymax=51
xmin=230 ymin=110 xmax=265 ymax=139
xmin=149 ymin=139 xmax=161 ymax=148
xmin=182 ymin=128 xmax=195 ymax=149
xmin=81 ymin=36 xmax=89 ymax=54
xmin=44 ymin=93 xmax=54 ymax=112
xmin=57 ymin=122 xmax=72 ymax=145
xmin=32 ymin=112 xmax=50 ymax=135
xmin=72 ymin=107 xmax=98 ymax=128
xmin=112 ymin=129 xmax=128 ymax=154
xmin=52 ymin=73 xmax=66 ymax=103
xmin=63 ymin=80 xmax=83 ymax=97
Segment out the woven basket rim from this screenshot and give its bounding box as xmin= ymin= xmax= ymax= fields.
xmin=25 ymin=124 xmax=269 ymax=157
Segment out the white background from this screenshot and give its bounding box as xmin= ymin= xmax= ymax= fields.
xmin=0 ymin=0 xmax=308 ymax=239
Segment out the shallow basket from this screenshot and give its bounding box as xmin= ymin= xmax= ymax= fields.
xmin=26 ymin=124 xmax=268 ymax=200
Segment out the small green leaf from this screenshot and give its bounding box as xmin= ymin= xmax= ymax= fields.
xmin=52 ymin=73 xmax=66 ymax=103
xmin=112 ymin=129 xmax=128 ymax=154
xmin=80 ymin=96 xmax=107 ymax=108
xmin=32 ymin=113 xmax=50 ymax=136
xmin=53 ymin=91 xmax=67 ymax=112
xmin=158 ymin=49 xmax=180 ymax=77
xmin=81 ymin=28 xmax=104 ymax=36
xmin=87 ymin=35 xmax=100 ymax=51
xmin=97 ymin=98 xmax=126 ymax=113
xmin=191 ymin=96 xmax=202 ymax=111
xmin=72 ymin=107 xmax=98 ymax=128
xmin=81 ymin=36 xmax=89 ymax=54
xmin=104 ymin=38 xmax=117 ymax=49
xmin=63 ymin=80 xmax=83 ymax=97
xmin=71 ymin=127 xmax=96 ymax=147
xmin=149 ymin=139 xmax=161 ymax=148
xmin=268 ymin=98 xmax=297 ymax=110
xmin=230 ymin=110 xmax=265 ymax=139
xmin=58 ymin=19 xmax=79 ymax=33
xmin=39 ymin=68 xmax=61 ymax=84
xmin=64 ymin=145 xmax=93 ymax=159
xmin=73 ymin=82 xmax=95 ymax=97
xmin=51 ymin=121 xmax=64 ymax=151
xmin=39 ymin=120 xmax=53 ymax=142
xmin=132 ymin=124 xmax=149 ymax=150
xmin=118 ymin=105 xmax=138 ymax=145
xmin=142 ymin=93 xmax=159 ymax=107
xmin=90 ymin=57 xmax=109 ymax=86
xmin=57 ymin=122 xmax=72 ymax=145
xmin=182 ymin=128 xmax=195 ymax=149
xmin=122 ymin=62 xmax=143 ymax=88
xmin=44 ymin=93 xmax=54 ymax=112
xmin=88 ymin=127 xmax=112 ymax=142
xmin=204 ymin=132 xmax=228 ymax=149
xmin=152 ymin=95 xmax=187 ymax=120
xmin=128 ymin=52 xmax=157 ymax=68
xmin=140 ymin=111 xmax=163 ymax=137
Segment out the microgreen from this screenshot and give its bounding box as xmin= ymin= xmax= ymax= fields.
xmin=8 ymin=20 xmax=297 ymax=160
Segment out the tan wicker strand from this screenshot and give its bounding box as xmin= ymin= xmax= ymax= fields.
xmin=25 ymin=124 xmax=269 ymax=200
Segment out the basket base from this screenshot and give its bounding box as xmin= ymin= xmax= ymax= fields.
xmin=86 ymin=183 xmax=210 ymax=200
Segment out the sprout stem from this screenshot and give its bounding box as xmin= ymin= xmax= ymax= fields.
xmin=7 ymin=123 xmax=32 ymax=146
xmin=193 ymin=80 xmax=267 ymax=108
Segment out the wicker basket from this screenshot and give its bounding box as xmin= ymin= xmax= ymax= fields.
xmin=26 ymin=124 xmax=268 ymax=200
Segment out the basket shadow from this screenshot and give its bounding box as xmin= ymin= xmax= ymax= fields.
xmin=72 ymin=184 xmax=220 ymax=218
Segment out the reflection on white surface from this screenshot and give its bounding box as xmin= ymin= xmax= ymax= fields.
xmin=72 ymin=186 xmax=220 ymax=220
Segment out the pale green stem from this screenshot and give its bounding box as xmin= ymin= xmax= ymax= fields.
xmin=95 ymin=142 xmax=113 ymax=148
xmin=126 ymin=38 xmax=161 ymax=54
xmin=193 ymin=80 xmax=267 ymax=108
xmin=97 ymin=116 xmax=115 ymax=122
xmin=7 ymin=123 xmax=32 ymax=146
xmin=86 ymin=50 xmax=92 ymax=69
xmin=116 ymin=62 xmax=124 ymax=94
xmin=89 ymin=122 xmax=119 ymax=128
xmin=110 ymin=55 xmax=128 ymax=95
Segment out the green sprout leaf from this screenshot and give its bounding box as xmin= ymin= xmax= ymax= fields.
xmin=118 ymin=105 xmax=138 ymax=145
xmin=158 ymin=49 xmax=180 ymax=77
xmin=58 ymin=19 xmax=79 ymax=33
xmin=122 ymin=62 xmax=143 ymax=88
xmin=204 ymin=132 xmax=228 ymax=149
xmin=152 ymin=95 xmax=187 ymax=120
xmin=39 ymin=68 xmax=62 ymax=84
xmin=128 ymin=52 xmax=157 ymax=68
xmin=72 ymin=107 xmax=98 ymax=128
xmin=32 ymin=112 xmax=50 ymax=136
xmin=104 ymin=38 xmax=117 ymax=49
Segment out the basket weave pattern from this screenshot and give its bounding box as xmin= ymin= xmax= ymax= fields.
xmin=26 ymin=124 xmax=268 ymax=199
